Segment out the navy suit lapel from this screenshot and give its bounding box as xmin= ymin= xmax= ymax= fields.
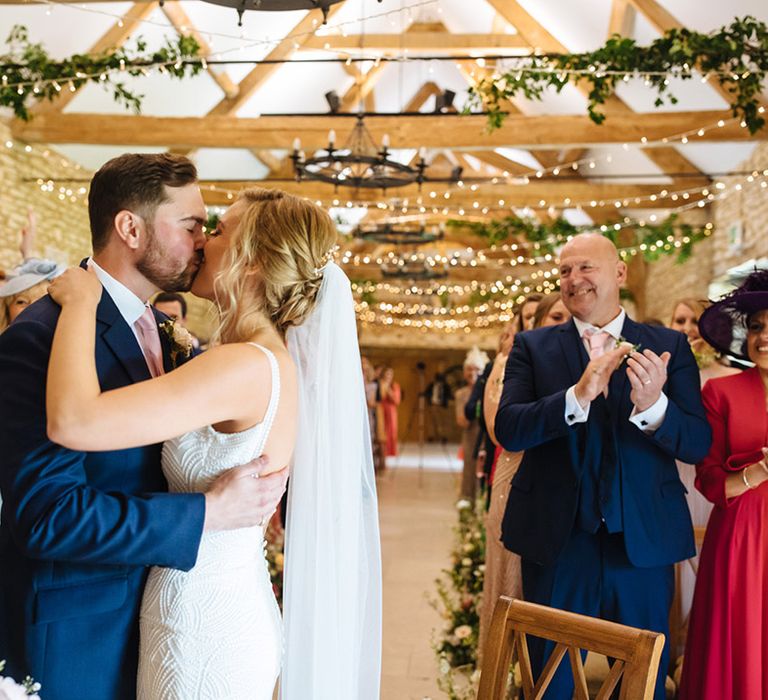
xmin=609 ymin=316 xmax=643 ymax=414
xmin=558 ymin=319 xmax=588 ymax=385
xmin=96 ymin=290 xmax=152 ymax=385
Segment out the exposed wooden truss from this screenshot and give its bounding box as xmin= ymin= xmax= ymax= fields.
xmin=161 ymin=1 xmax=239 ymax=99
xmin=14 ymin=111 xmax=756 ymax=149
xmin=300 ymin=30 xmax=529 ymax=55
xmin=32 ymin=1 xmax=159 ymax=115
xmin=195 ymin=179 xmax=706 ymax=208
xmin=484 ymin=0 xmax=711 ymax=186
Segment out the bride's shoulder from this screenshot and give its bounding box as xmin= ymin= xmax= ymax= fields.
xmin=201 ymin=341 xmax=295 ymax=381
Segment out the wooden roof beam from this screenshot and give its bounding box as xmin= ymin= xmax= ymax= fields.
xmin=301 ymin=32 xmax=529 ymax=54
xmin=14 ymin=111 xmax=758 ymax=148
xmin=485 ymin=0 xmax=710 ymax=185
xmin=161 ymin=1 xmax=239 ymax=99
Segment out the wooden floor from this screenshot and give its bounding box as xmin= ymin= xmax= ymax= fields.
xmin=378 ymin=444 xmax=463 ymax=700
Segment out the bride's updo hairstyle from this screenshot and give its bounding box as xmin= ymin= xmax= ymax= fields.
xmin=214 ymin=187 xmax=338 ymax=343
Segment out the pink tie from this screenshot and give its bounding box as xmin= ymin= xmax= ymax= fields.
xmin=584 ymin=329 xmax=610 ymax=360
xmin=135 ymin=306 xmax=165 ymax=377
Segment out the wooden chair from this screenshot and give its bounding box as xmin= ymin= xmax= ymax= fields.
xmin=478 ymin=596 xmax=665 ymax=700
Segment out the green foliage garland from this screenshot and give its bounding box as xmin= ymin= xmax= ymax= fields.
xmin=468 ymin=16 xmax=768 ymax=133
xmin=447 ymin=214 xmax=710 ymax=264
xmin=1 ymin=25 xmax=203 ymax=120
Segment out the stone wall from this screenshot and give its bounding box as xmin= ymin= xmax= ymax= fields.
xmin=642 ymin=142 xmax=768 ymax=320
xmin=0 ymin=120 xmax=90 ymax=273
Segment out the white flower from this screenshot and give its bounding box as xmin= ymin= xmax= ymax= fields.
xmin=456 ymin=499 xmax=471 ymax=510
xmin=462 ymin=543 xmax=473 ymax=552
xmin=439 ymin=658 xmax=451 ymax=675
xmin=0 ymin=676 xmax=37 ymax=700
xmin=170 ymin=323 xmax=194 ymax=353
xmin=461 ymin=557 xmax=472 ymax=566
xmin=454 ymin=625 xmax=472 ymax=640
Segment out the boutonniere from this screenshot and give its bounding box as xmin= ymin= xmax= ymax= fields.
xmin=613 ymin=335 xmax=643 ymax=354
xmin=159 ymin=319 xmax=194 ymax=368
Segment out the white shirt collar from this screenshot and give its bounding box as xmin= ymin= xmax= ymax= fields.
xmin=572 ymin=307 xmax=626 ymax=341
xmin=88 ymin=258 xmax=148 ymax=327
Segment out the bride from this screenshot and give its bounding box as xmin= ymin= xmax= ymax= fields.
xmin=45 ymin=188 xmax=381 ymax=699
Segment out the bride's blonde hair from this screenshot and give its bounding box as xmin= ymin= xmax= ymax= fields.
xmin=212 ymin=188 xmax=338 ymax=344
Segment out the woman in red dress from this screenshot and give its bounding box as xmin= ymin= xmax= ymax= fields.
xmin=379 ymin=366 xmax=401 ymax=457
xmin=679 ymin=270 xmax=768 ymax=700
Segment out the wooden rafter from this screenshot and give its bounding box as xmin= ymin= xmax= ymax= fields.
xmin=626 ymin=0 xmax=763 ymax=110
xmin=14 ymin=111 xmax=756 ymax=149
xmin=207 ymin=3 xmax=346 ymax=117
xmin=608 ymin=0 xmax=636 ymax=38
xmin=33 ymin=1 xmax=159 ymax=114
xmin=484 ymin=0 xmax=710 ymax=186
xmin=301 ymin=32 xmax=529 ymax=54
xmin=161 ymin=1 xmax=238 ymax=99
xmin=194 ymin=178 xmax=705 ymax=207
xmin=404 ymin=81 xmax=442 ymax=112
xmin=339 ymin=62 xmax=384 ymax=112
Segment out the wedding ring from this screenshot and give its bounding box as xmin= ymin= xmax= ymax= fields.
xmin=250 ymin=472 xmax=259 ymax=479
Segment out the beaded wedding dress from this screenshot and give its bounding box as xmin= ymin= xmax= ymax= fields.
xmin=137 ymin=344 xmax=283 ymax=700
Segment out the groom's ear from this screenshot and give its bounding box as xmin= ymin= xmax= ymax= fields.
xmin=113 ymin=210 xmax=145 ymax=251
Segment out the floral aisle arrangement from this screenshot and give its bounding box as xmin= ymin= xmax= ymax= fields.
xmin=0 ymin=660 xmax=40 ymax=699
xmin=429 ymin=497 xmax=486 ymax=700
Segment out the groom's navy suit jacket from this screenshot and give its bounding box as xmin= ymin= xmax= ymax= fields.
xmin=0 ymin=287 xmax=205 ymax=700
xmin=494 ymin=316 xmax=712 ymax=568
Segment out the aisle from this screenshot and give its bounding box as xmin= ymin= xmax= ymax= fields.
xmin=378 ymin=444 xmax=462 ymax=700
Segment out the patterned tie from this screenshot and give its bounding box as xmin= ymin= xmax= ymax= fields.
xmin=135 ymin=306 xmax=165 ymax=377
xmin=584 ymin=328 xmax=610 ymax=361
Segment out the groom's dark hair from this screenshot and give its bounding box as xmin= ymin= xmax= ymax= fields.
xmin=88 ymin=153 xmax=198 ymax=252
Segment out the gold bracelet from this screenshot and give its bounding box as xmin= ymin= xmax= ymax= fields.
xmin=742 ymin=467 xmax=755 ymax=490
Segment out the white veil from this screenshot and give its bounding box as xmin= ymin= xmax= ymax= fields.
xmin=281 ymin=261 xmax=382 ymax=699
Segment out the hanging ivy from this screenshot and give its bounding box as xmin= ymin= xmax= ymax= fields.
xmin=468 ymin=16 xmax=768 ymax=134
xmin=0 ymin=25 xmax=203 ymax=121
xmin=447 ymin=214 xmax=710 ymax=264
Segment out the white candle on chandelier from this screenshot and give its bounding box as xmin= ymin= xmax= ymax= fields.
xmin=418 ymin=147 xmax=426 ymax=161
xmin=328 ymin=129 xmax=336 ymax=147
xmin=292 ymin=137 xmax=301 ymax=152
xmin=381 ymin=133 xmax=390 ymax=149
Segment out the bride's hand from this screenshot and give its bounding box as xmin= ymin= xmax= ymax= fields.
xmin=48 ymin=268 xmax=102 ymax=309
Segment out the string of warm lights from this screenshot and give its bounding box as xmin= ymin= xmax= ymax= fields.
xmin=21 ymin=0 xmax=440 ymax=65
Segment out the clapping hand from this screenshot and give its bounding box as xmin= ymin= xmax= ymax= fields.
xmin=48 ymin=267 xmax=102 ymax=309
xmin=627 ymin=348 xmax=671 ymax=412
xmin=574 ymin=343 xmax=634 ymax=407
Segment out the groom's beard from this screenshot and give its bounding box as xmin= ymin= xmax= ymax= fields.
xmin=137 ymin=228 xmax=202 ymax=293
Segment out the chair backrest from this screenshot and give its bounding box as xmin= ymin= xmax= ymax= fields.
xmin=478 ymin=596 xmax=665 ymax=700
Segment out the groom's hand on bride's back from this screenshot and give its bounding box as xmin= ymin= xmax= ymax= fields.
xmin=203 ymin=456 xmax=289 ymax=531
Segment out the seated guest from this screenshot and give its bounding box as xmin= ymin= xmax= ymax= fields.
xmin=0 ymin=258 xmax=64 ymax=333
xmin=679 ymin=271 xmax=768 ymax=700
xmin=152 ymin=291 xmax=201 ymax=350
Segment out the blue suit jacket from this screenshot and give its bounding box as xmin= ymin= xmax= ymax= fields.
xmin=494 ymin=316 xmax=712 ymax=568
xmin=0 ymin=289 xmax=205 ymax=700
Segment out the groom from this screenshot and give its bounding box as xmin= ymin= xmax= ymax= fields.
xmin=0 ymin=153 xmax=287 ymax=699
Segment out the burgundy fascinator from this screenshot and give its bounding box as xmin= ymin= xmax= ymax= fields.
xmin=698 ymin=268 xmax=768 ymax=360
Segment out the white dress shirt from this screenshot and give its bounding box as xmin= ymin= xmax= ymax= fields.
xmin=564 ymin=308 xmax=668 ymax=433
xmin=88 ymin=258 xmax=156 ymax=367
